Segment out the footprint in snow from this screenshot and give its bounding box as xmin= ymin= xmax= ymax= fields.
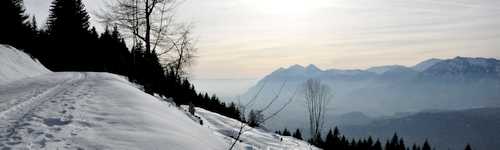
xmin=43 ymin=118 xmax=72 ymax=127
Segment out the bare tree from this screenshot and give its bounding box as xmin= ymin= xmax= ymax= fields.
xmin=228 ymin=81 xmax=297 ymax=150
xmin=303 ymin=78 xmax=332 ymax=143
xmin=165 ymin=24 xmax=196 ymax=77
xmin=100 ymin=0 xmax=195 ymax=75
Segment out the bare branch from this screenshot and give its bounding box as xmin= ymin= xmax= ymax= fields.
xmin=259 ymin=81 xmax=287 ymax=112
xmin=304 ymin=78 xmax=333 ymax=143
xmin=228 ymin=81 xmax=295 ymax=150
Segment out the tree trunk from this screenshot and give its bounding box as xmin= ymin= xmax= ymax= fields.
xmin=145 ymin=0 xmax=152 ymax=53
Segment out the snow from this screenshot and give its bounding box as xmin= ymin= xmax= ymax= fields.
xmin=195 ymin=108 xmax=319 ymax=150
xmin=412 ymin=58 xmax=442 ymax=72
xmin=0 ymin=45 xmax=316 ymax=149
xmin=0 ymin=72 xmax=229 ymax=149
xmin=0 ymin=46 xmax=228 ymax=149
xmin=0 ymin=45 xmax=50 ymax=85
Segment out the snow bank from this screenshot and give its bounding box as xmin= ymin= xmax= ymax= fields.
xmin=0 ymin=45 xmax=50 ymax=85
xmin=73 ymin=73 xmax=229 ymax=149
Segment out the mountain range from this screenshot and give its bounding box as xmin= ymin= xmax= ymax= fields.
xmin=246 ymin=56 xmax=500 ymax=115
xmin=240 ymin=56 xmax=500 ymax=150
xmin=265 ymin=56 xmax=500 ymax=81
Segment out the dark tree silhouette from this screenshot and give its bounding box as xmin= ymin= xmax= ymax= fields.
xmin=292 ymin=129 xmax=303 ymax=140
xmin=45 ymin=0 xmax=92 ymax=70
xmin=282 ymin=128 xmax=291 ymax=136
xmin=0 ymin=0 xmax=31 ymax=51
xmin=422 ymin=140 xmax=431 ymax=150
xmin=324 ymin=129 xmax=335 ymax=148
xmin=306 ymin=128 xmax=439 ymax=150
xmin=374 ymin=140 xmax=383 ymax=150
xmin=465 ymin=144 xmax=472 ymax=150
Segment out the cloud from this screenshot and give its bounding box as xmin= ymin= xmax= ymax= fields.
xmin=24 ymin=0 xmax=500 ymax=79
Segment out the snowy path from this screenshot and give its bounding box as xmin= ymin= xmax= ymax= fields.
xmin=0 ymin=72 xmax=228 ymax=149
xmin=0 ymin=72 xmax=93 ymax=148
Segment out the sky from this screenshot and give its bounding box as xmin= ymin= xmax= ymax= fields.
xmin=25 ymin=0 xmax=500 ymax=79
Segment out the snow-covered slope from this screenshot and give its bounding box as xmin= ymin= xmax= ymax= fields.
xmin=195 ymin=108 xmax=319 ymax=150
xmin=412 ymin=58 xmax=442 ymax=71
xmin=0 ymin=45 xmax=50 ymax=85
xmin=0 ymin=72 xmax=229 ymax=149
xmin=0 ymin=46 xmax=230 ymax=149
xmin=422 ymin=56 xmax=500 ymax=78
xmin=0 ymin=45 xmax=316 ymax=149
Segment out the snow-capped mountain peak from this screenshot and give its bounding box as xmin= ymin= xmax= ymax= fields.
xmin=263 ymin=57 xmax=500 ymax=82
xmin=305 ymin=64 xmax=322 ymax=72
xmin=412 ymin=58 xmax=442 ymax=71
xmin=422 ymin=56 xmax=500 ymax=78
xmin=289 ymin=64 xmax=305 ymax=70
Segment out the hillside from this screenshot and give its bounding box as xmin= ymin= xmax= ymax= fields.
xmin=0 ymin=45 xmax=317 ymax=149
xmin=195 ymin=107 xmax=318 ymax=150
xmin=0 ymin=45 xmax=50 ymax=84
xmin=0 ymin=45 xmax=229 ymax=149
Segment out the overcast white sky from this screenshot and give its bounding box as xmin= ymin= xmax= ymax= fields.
xmin=25 ymin=0 xmax=500 ymax=79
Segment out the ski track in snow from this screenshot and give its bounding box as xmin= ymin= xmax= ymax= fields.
xmin=0 ymin=72 xmax=93 ymax=149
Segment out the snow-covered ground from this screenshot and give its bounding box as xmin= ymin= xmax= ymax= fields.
xmin=195 ymin=108 xmax=319 ymax=150
xmin=0 ymin=71 xmax=230 ymax=149
xmin=0 ymin=45 xmax=317 ymax=149
xmin=0 ymin=45 xmax=50 ymax=85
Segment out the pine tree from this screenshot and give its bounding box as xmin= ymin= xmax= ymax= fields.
xmin=46 ymin=0 xmax=92 ymax=70
xmin=0 ymin=0 xmax=30 ymax=50
xmin=275 ymin=130 xmax=282 ymax=135
xmin=373 ymin=140 xmax=383 ymax=150
xmin=292 ymin=129 xmax=303 ymax=140
xmin=367 ymin=136 xmax=374 ymax=148
xmin=248 ymin=110 xmax=258 ymax=127
xmin=464 ymin=144 xmax=472 ymax=150
xmin=311 ymin=132 xmax=324 ymax=148
xmin=324 ymin=129 xmax=335 ymax=149
xmin=333 ymin=127 xmax=340 ymax=137
xmin=47 ymin=0 xmax=90 ymax=36
xmin=399 ymin=139 xmax=406 ymax=150
xmin=350 ymin=139 xmax=357 ymax=149
xmin=26 ymin=16 xmax=40 ymax=57
xmin=282 ymin=128 xmax=291 ymax=136
xmin=412 ymin=144 xmax=420 ymax=150
xmin=106 ymin=26 xmax=131 ymax=75
xmin=108 ymin=26 xmax=132 ymax=75
xmin=422 ymin=140 xmax=431 ymax=150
